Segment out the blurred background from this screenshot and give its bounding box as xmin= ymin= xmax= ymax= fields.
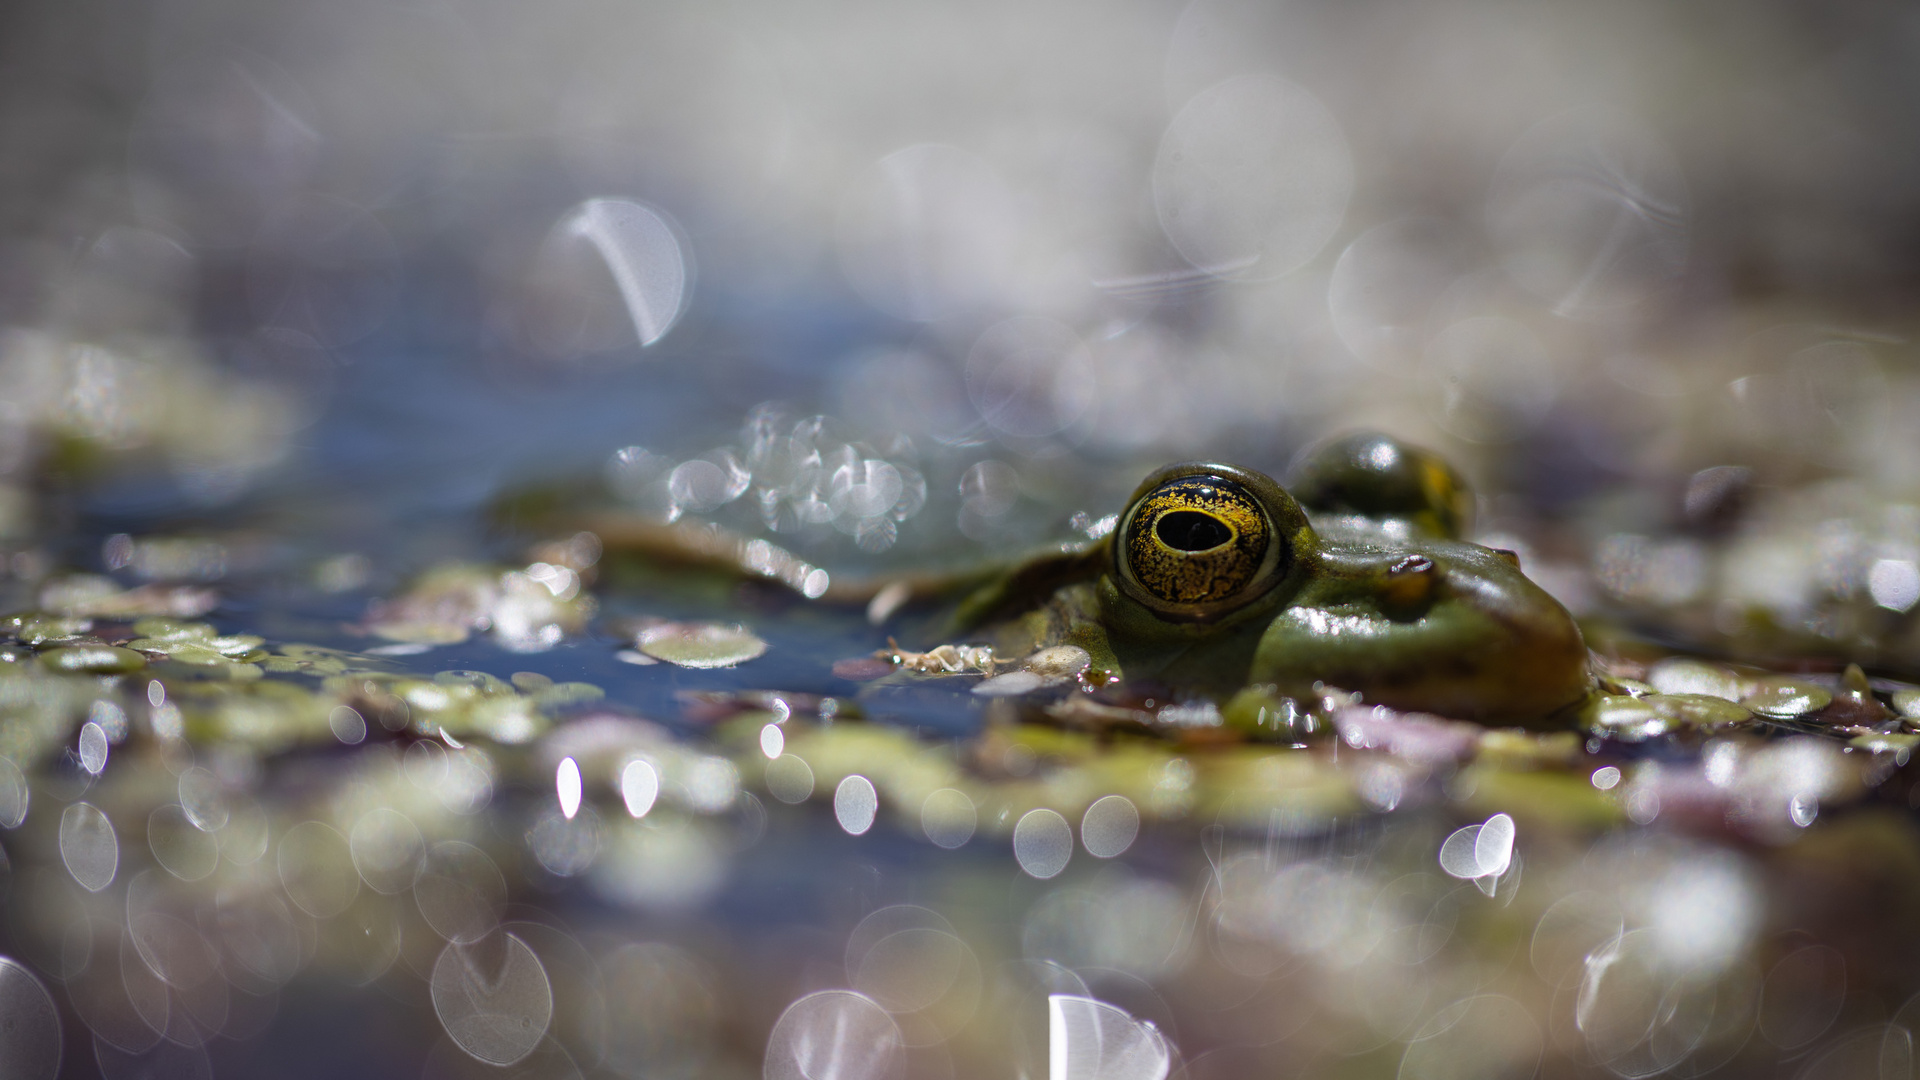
xmin=5 ymin=0 xmax=1920 ymax=562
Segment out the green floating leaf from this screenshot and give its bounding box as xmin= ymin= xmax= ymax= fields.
xmin=1741 ymin=677 xmax=1832 ymax=719
xmin=636 ymin=623 xmax=768 ymax=669
xmin=1645 ymin=693 xmax=1752 ymax=731
xmin=132 ymin=618 xmax=218 ymax=642
xmin=4 ymin=612 xmax=94 ymax=646
xmin=531 ymin=682 xmax=605 ymax=710
xmin=38 ymin=644 xmax=146 ymax=675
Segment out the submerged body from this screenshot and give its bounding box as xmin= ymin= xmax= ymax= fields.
xmin=970 ymin=434 xmax=1590 ymax=726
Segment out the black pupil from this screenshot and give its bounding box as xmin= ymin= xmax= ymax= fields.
xmin=1156 ymin=510 xmax=1231 ymax=552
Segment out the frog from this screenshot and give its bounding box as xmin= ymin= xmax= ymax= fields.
xmin=942 ymin=432 xmax=1591 ymax=727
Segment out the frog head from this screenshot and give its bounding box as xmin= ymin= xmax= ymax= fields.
xmin=1090 ymin=444 xmax=1589 ymax=725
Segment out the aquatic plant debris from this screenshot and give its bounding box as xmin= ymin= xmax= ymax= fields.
xmin=363 ymin=562 xmax=594 ymax=651
xmin=0 ymin=512 xmax=1917 ymax=1080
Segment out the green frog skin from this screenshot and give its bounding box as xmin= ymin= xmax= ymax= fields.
xmin=971 ymin=434 xmax=1590 ymax=727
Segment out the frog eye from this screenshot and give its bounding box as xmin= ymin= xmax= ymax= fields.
xmin=1115 ymin=465 xmax=1302 ymax=619
xmin=1287 ymin=431 xmax=1473 ymax=539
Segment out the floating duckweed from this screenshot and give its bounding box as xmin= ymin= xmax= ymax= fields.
xmin=1221 ymin=684 xmax=1313 ymax=738
xmin=130 ymin=621 xmax=266 ymax=668
xmin=1893 ymin=688 xmax=1920 ymax=722
xmin=1581 ymin=695 xmax=1669 ymax=741
xmin=1645 ymin=658 xmax=1749 ymax=702
xmin=467 ymin=698 xmax=543 ymax=744
xmin=1850 ymin=731 xmax=1920 ymax=759
xmin=1477 ymin=729 xmax=1584 ymax=769
xmin=263 ymin=643 xmax=365 ymax=676
xmin=1457 ymin=767 xmax=1626 ymax=829
xmin=37 ymin=644 xmax=146 ymax=674
xmin=139 ymin=642 xmax=223 ymax=665
xmin=1741 ymin=678 xmax=1832 ymax=719
xmin=1646 ymin=693 xmax=1753 ymax=731
xmin=511 ymin=671 xmax=552 ymax=692
xmin=529 ymin=682 xmax=605 ymax=710
xmin=1595 ymin=674 xmax=1655 ymax=697
xmin=38 ymin=576 xmax=216 ymax=618
xmin=1203 ymin=750 xmax=1355 ymax=824
xmin=132 ymin=617 xmax=217 ymax=641
xmin=636 ymin=623 xmax=768 ymax=669
xmin=4 ymin=612 xmax=93 ymax=645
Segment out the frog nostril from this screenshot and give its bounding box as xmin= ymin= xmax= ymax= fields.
xmin=1157 ymin=511 xmax=1231 ymax=552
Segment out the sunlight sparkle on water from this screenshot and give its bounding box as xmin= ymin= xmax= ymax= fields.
xmin=556 ymin=757 xmax=583 ymax=820
xmin=1439 ymin=813 xmax=1515 ymax=880
xmin=1014 ymin=809 xmax=1073 ymax=879
xmin=1080 ymin=795 xmax=1139 ymax=859
xmin=620 ymin=759 xmax=659 ymax=818
xmin=765 ymin=990 xmax=902 ymax=1080
xmin=77 ymin=721 xmax=108 ymax=776
xmin=835 ymin=775 xmax=878 ymax=836
xmin=1050 ymin=994 xmax=1171 ymax=1080
xmin=58 ymin=802 xmax=117 ymax=892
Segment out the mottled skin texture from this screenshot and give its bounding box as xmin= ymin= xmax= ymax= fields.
xmin=973 ymin=437 xmax=1591 ymax=727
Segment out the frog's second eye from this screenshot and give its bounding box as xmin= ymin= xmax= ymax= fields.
xmin=1119 ymin=474 xmax=1283 ymax=616
xmin=1286 ymin=431 xmax=1472 ymax=539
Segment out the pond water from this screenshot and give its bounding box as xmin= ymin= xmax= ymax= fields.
xmin=9 ymin=0 xmax=1920 ymax=1078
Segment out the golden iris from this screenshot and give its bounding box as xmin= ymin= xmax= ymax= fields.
xmin=1121 ymin=475 xmax=1272 ymax=606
